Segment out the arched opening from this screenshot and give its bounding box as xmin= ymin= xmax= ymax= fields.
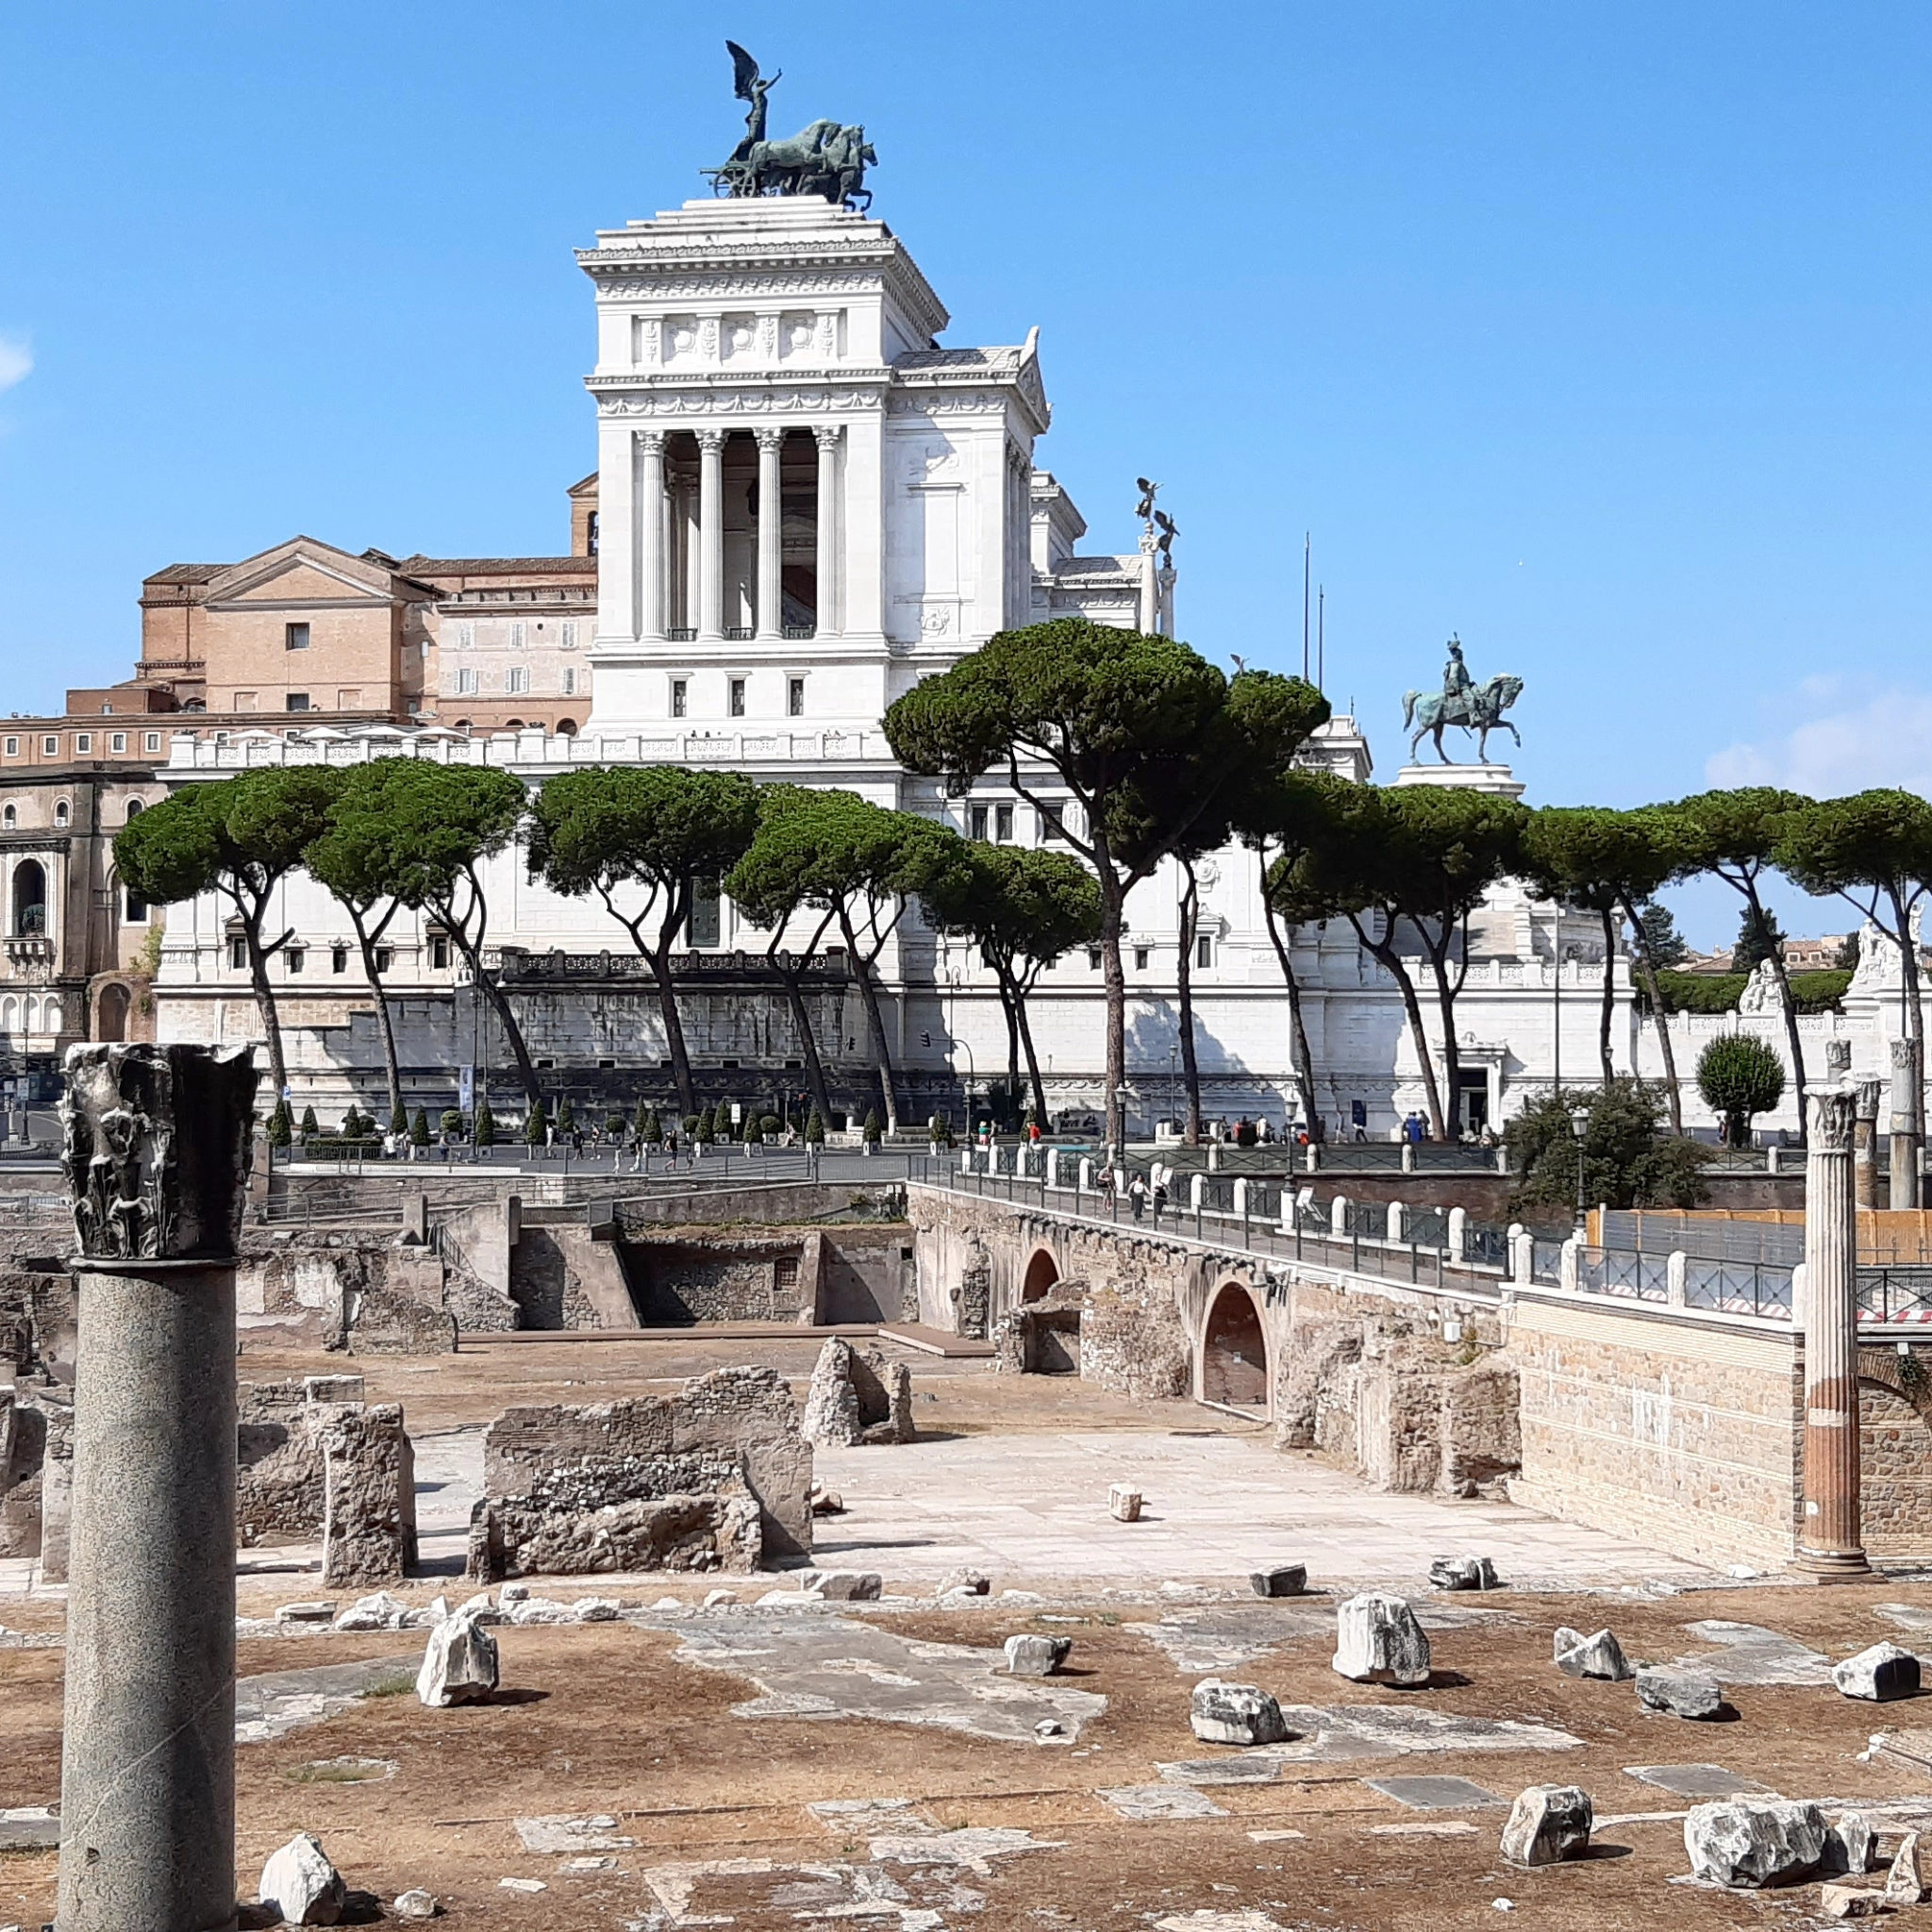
xmin=1 ymin=996 xmax=17 ymax=1035
xmin=53 ymin=801 xmax=69 ymax=828
xmin=556 ymin=717 xmax=578 ymax=737
xmin=12 ymin=859 xmax=46 ymax=936
xmin=1203 ymin=1282 xmax=1269 ymax=1412
xmin=504 ymin=719 xmax=525 ymax=731
xmin=96 ymin=982 xmax=130 ymax=1042
xmin=125 ymin=798 xmax=144 ymax=823
xmin=1022 ymin=1248 xmax=1060 ymax=1304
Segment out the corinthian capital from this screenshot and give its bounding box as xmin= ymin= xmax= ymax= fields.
xmin=1807 ymin=1086 xmax=1859 ymax=1154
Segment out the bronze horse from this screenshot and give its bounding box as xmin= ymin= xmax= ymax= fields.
xmin=1402 ymin=673 xmax=1524 ymax=763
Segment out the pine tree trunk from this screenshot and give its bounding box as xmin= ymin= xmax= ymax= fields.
xmin=1014 ymin=979 xmax=1050 ymax=1125
xmin=1176 ymin=861 xmax=1203 ymax=1144
xmin=1091 ymin=827 xmax=1128 ymax=1157
xmin=242 ymin=915 xmax=289 ymax=1100
xmin=347 ymin=910 xmax=404 ymax=1127
xmin=1748 ymin=884 xmax=1808 ymax=1145
xmin=1259 ymin=881 xmax=1318 ymax=1132
xmin=1354 ymin=913 xmax=1445 ymax=1140
xmin=842 ymin=911 xmax=901 ymax=1135
xmin=1619 ymin=893 xmax=1683 ymax=1133
xmin=1598 ymin=907 xmax=1617 ymax=1087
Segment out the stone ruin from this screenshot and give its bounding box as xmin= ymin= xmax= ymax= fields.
xmin=467 ymin=1366 xmax=812 ymax=1580
xmin=990 ymin=1281 xmax=1085 ymax=1376
xmin=800 ymin=1336 xmax=915 ymax=1446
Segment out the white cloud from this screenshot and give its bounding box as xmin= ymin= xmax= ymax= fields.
xmin=1707 ymin=685 xmax=1932 ymax=798
xmin=0 ymin=336 xmax=29 ymax=392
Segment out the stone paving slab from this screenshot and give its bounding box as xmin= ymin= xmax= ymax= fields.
xmin=1096 ymin=1785 xmax=1228 ymax=1821
xmin=1624 ymin=1763 xmax=1774 ymax=1798
xmin=1129 ymin=1601 xmax=1506 ymax=1674
xmin=233 ymin=1651 xmax=420 ymax=1744
xmin=1364 ymin=1774 xmax=1507 ymax=1810
xmin=1667 ymin=1620 xmax=1833 ymax=1686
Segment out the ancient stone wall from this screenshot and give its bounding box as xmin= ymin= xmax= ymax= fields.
xmin=238 ymin=1233 xmax=461 ymax=1352
xmin=322 ymin=1402 xmax=417 ymax=1586
xmin=1507 ymin=1290 xmax=1803 ymax=1570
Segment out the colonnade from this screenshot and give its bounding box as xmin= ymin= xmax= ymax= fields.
xmin=624 ymin=424 xmax=842 ymax=645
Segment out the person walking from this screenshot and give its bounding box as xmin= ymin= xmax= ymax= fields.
xmin=1129 ymin=1173 xmax=1147 ymax=1221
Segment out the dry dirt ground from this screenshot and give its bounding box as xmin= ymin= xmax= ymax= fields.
xmin=7 ymin=1339 xmax=1932 ymax=1930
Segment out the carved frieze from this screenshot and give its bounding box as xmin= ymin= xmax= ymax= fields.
xmin=61 ymin=1043 xmax=258 ymax=1263
xmin=595 ymin=388 xmax=885 ymax=417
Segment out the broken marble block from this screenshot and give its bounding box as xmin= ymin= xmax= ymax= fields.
xmin=1886 ymin=1831 xmax=1929 ymax=1906
xmin=416 ymin=1607 xmax=499 ymax=1708
xmin=1824 ymin=1810 xmax=1878 ymax=1877
xmin=1833 ymin=1642 xmax=1922 ymax=1704
xmin=332 ymin=1590 xmax=410 ymax=1631
xmin=1428 ymin=1554 xmax=1500 ymax=1591
xmin=1109 ymin=1483 xmax=1143 ymax=1523
xmin=392 ymin=1891 xmax=440 ymax=1921
xmin=1819 ymin=1882 xmax=1891 ymax=1919
xmin=1250 ymin=1563 xmax=1307 ymax=1599
xmin=258 ymin=1832 xmax=347 ymax=1926
xmin=1190 ymin=1677 xmax=1290 ymax=1746
xmin=1637 ymin=1668 xmax=1724 ymax=1719
xmin=1684 ymin=1799 xmax=1827 ymax=1889
xmin=1005 ymin=1634 xmax=1074 ymax=1677
xmin=937 ymin=1568 xmax=991 ymax=1597
xmin=1553 ymin=1625 xmax=1634 ymax=1682
xmin=1500 ymin=1785 xmax=1593 ymax=1868
xmin=811 ymin=1570 xmax=882 ymax=1602
xmin=1332 ymin=1591 xmax=1431 ymax=1688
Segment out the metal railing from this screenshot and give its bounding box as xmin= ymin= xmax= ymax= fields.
xmin=1858 ymin=1269 xmax=1932 ymax=1324
xmin=1683 ymin=1257 xmax=1794 ymax=1318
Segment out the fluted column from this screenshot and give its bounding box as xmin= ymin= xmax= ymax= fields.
xmin=1797 ymin=1085 xmax=1870 ymax=1578
xmin=1891 ymin=1035 xmax=1923 ymax=1209
xmin=638 ymin=430 xmax=666 ymax=642
xmin=755 ymin=427 xmax=784 ymax=641
xmin=813 ymin=425 xmax=841 ymax=639
xmin=697 ymin=428 xmax=725 ymax=643
xmin=1856 ymin=1076 xmax=1882 ymax=1209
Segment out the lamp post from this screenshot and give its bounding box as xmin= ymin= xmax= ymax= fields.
xmin=1568 ymin=1100 xmax=1592 ymax=1235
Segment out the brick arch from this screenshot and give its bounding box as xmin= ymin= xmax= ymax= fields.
xmin=1022 ymin=1247 xmax=1061 ymax=1304
xmin=1202 ymin=1279 xmax=1269 ymax=1413
xmin=1856 ymin=1352 xmax=1932 ymax=1561
xmin=1857 ymin=1348 xmax=1932 ymax=1430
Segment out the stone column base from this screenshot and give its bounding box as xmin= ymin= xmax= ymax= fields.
xmin=1790 ymin=1546 xmax=1876 ymax=1583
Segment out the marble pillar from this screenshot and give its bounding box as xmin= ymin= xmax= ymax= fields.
xmin=638 ymin=430 xmax=666 ymax=641
xmin=1856 ymin=1076 xmax=1882 ymax=1210
xmin=1795 ymin=1085 xmax=1870 ymax=1580
xmin=696 ymin=428 xmax=725 ymax=643
xmin=1892 ymin=1036 xmax=1924 ymax=1209
xmin=755 ymin=427 xmax=784 ymax=641
xmin=814 ymin=425 xmax=841 ymax=639
xmin=56 ymin=1042 xmax=258 ymax=1932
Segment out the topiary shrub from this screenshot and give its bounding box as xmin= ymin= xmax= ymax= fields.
xmin=409 ymin=1108 xmax=430 ymax=1147
xmin=862 ymin=1108 xmax=882 ymax=1146
xmin=759 ymin=1114 xmax=780 ymax=1136
xmin=1697 ymin=1035 xmax=1786 ymax=1148
xmin=556 ymin=1097 xmax=575 ymax=1135
xmin=300 ymin=1105 xmax=319 ymax=1140
xmin=641 ymin=1108 xmax=661 ymax=1143
xmin=441 ymin=1108 xmax=464 ymax=1140
xmin=268 ymin=1100 xmax=292 ymax=1149
xmin=805 ymin=1107 xmax=825 ymax=1145
xmin=475 ymin=1098 xmax=496 ymax=1148
xmin=694 ymin=1107 xmax=715 ymax=1143
xmin=607 ymin=1107 xmax=628 ymax=1136
xmin=741 ymin=1111 xmax=762 ymax=1145
xmin=525 ymin=1098 xmax=548 ymax=1146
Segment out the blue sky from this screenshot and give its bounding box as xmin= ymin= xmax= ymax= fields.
xmin=3 ymin=2 xmax=1929 ymax=944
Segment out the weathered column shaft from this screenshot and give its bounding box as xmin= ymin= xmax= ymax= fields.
xmin=697 ymin=428 xmax=725 ymax=643
xmin=56 ymin=1042 xmax=257 ymax=1932
xmin=1891 ymin=1035 xmax=1923 ymax=1210
xmin=1798 ymin=1085 xmax=1869 ymax=1579
xmin=755 ymin=427 xmax=784 ymax=641
xmin=638 ymin=430 xmax=666 ymax=642
xmin=1855 ymin=1076 xmax=1882 ymax=1211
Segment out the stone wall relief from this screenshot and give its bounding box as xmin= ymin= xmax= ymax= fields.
xmin=662 ymin=316 xmax=700 ymax=365
xmin=721 ymin=314 xmax=757 ymax=361
xmin=631 ymin=315 xmax=662 ymax=367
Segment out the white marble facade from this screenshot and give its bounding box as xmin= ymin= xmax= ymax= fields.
xmin=147 ymin=195 xmax=1896 ymax=1140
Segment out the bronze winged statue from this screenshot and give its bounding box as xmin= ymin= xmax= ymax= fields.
xmin=725 ymin=41 xmax=780 ymax=160
xmin=1134 ymin=477 xmax=1160 ymax=523
xmin=706 ymin=42 xmax=876 ymax=209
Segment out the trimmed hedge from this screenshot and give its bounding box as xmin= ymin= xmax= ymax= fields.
xmin=1650 ymin=968 xmax=1852 ymax=1016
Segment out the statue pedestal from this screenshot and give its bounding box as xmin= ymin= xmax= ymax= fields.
xmin=1391 ymin=762 xmax=1524 ymax=799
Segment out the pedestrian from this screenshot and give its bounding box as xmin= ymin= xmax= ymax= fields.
xmin=1128 ymin=1174 xmax=1146 ymax=1220
xmin=1152 ymin=1176 xmax=1168 ymax=1221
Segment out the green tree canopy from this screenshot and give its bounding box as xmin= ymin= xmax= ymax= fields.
xmin=885 ymin=619 xmax=1245 ymax=1150
xmin=527 ymin=765 xmax=761 ymax=1115
xmin=1730 ymin=903 xmax=1787 ymax=974
xmin=1697 ymin=1033 xmax=1786 ymax=1147
xmin=114 ymin=767 xmax=341 ymax=1097
xmin=1506 ymin=1080 xmax=1711 ymax=1221
xmin=921 ymin=842 xmax=1101 ymax=1124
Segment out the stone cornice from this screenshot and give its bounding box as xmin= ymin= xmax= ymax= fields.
xmin=591 ymin=385 xmax=886 ymax=418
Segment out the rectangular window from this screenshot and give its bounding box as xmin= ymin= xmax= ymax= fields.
xmin=560 ymin=621 xmax=578 ymax=650
xmin=970 ymin=805 xmax=989 ymax=841
xmin=455 ymin=621 xmax=475 ymax=649
xmin=728 ymin=676 xmax=746 ymax=718
xmin=228 ymin=935 xmax=247 ymax=970
xmin=995 ymin=804 xmax=1013 ymax=842
xmin=689 ymin=874 xmax=722 ymax=948
xmin=1197 ymin=933 xmax=1213 ymax=969
xmin=285 ymin=946 xmax=306 ymax=974
xmin=233 ymin=693 xmax=257 ymax=713
xmin=285 ymin=622 xmax=309 ymax=651
xmin=124 ymin=886 xmax=148 ymax=924
xmin=1135 ymin=946 xmax=1151 ymax=971
xmin=788 ymin=676 xmax=805 ymax=717
xmin=374 ymin=947 xmax=392 ymax=974
xmin=671 ymin=678 xmax=688 ymax=719
xmin=456 ymin=667 xmax=479 ymax=696
xmin=41 ymin=736 xmax=56 ymax=755
xmin=1040 ymin=804 xmax=1065 ymax=841
xmin=336 ymin=689 xmax=361 ymax=710
xmin=331 ymin=944 xmax=348 ymax=973
xmin=429 ymin=935 xmax=451 ymax=969
xmin=560 ymin=668 xmax=576 ymax=696
xmin=144 ymin=733 xmax=159 ymax=752
xmin=75 ymin=734 xmax=91 ymax=753
xmin=110 ymin=732 xmax=126 ymax=753
xmin=1087 ymin=946 xmax=1102 ymax=970
xmin=506 ymin=666 xmax=530 ymax=695
xmin=285 ymin=692 xmax=310 ymax=712
xmin=3 ymin=739 xmax=14 ymax=758
xmin=508 ymin=622 xmax=527 ymax=649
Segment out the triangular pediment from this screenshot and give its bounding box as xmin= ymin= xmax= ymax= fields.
xmin=206 ymin=538 xmax=399 ymax=608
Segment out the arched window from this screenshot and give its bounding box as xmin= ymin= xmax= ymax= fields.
xmin=24 ymin=996 xmax=40 ymax=1034
xmin=125 ymin=798 xmax=144 ymax=823
xmin=1 ymin=806 xmax=14 ymax=830
xmin=53 ymin=800 xmax=69 ymax=828
xmin=41 ymin=997 xmax=61 ymax=1036
xmin=556 ymin=718 xmax=578 ymax=737
xmin=12 ymin=859 xmax=46 ymax=936
xmin=96 ymin=982 xmax=130 ymax=1042
xmin=1 ymin=996 xmax=17 ymax=1035
xmin=120 ymin=872 xmax=148 ymax=924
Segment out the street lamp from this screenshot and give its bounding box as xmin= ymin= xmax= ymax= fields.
xmin=1568 ymin=1101 xmax=1592 ymax=1234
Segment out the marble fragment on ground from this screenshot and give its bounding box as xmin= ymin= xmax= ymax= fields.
xmin=1684 ymin=1799 xmax=1828 ymax=1889
xmin=234 ymin=1654 xmax=420 ymax=1744
xmin=1500 ymin=1785 xmax=1593 ymax=1866
xmin=514 ymin=1815 xmax=637 ymax=1854
xmin=1669 ymin=1620 xmax=1833 ymax=1687
xmin=656 ymin=1609 xmax=1106 ymax=1743
xmin=1155 ymin=1703 xmax=1580 ymax=1780
xmin=1130 ymin=1601 xmax=1498 ymax=1674
xmin=1834 ymin=1641 xmax=1923 ymax=1702
xmin=1366 ymin=1775 xmax=1507 ymax=1810
xmin=1625 ymin=1764 xmax=1771 ymax=1799
xmin=1332 ymin=1591 xmax=1432 ymax=1686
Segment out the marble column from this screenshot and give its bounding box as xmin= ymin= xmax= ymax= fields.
xmin=57 ymin=1042 xmax=259 ymax=1932
xmin=813 ymin=425 xmax=841 ymax=639
xmin=1796 ymin=1085 xmax=1870 ymax=1579
xmin=1856 ymin=1076 xmax=1882 ymax=1210
xmin=755 ymin=428 xmax=784 ymax=642
xmin=696 ymin=428 xmax=725 ymax=643
xmin=1891 ymin=1035 xmax=1924 ymax=1209
xmin=638 ymin=430 xmax=667 ymax=642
